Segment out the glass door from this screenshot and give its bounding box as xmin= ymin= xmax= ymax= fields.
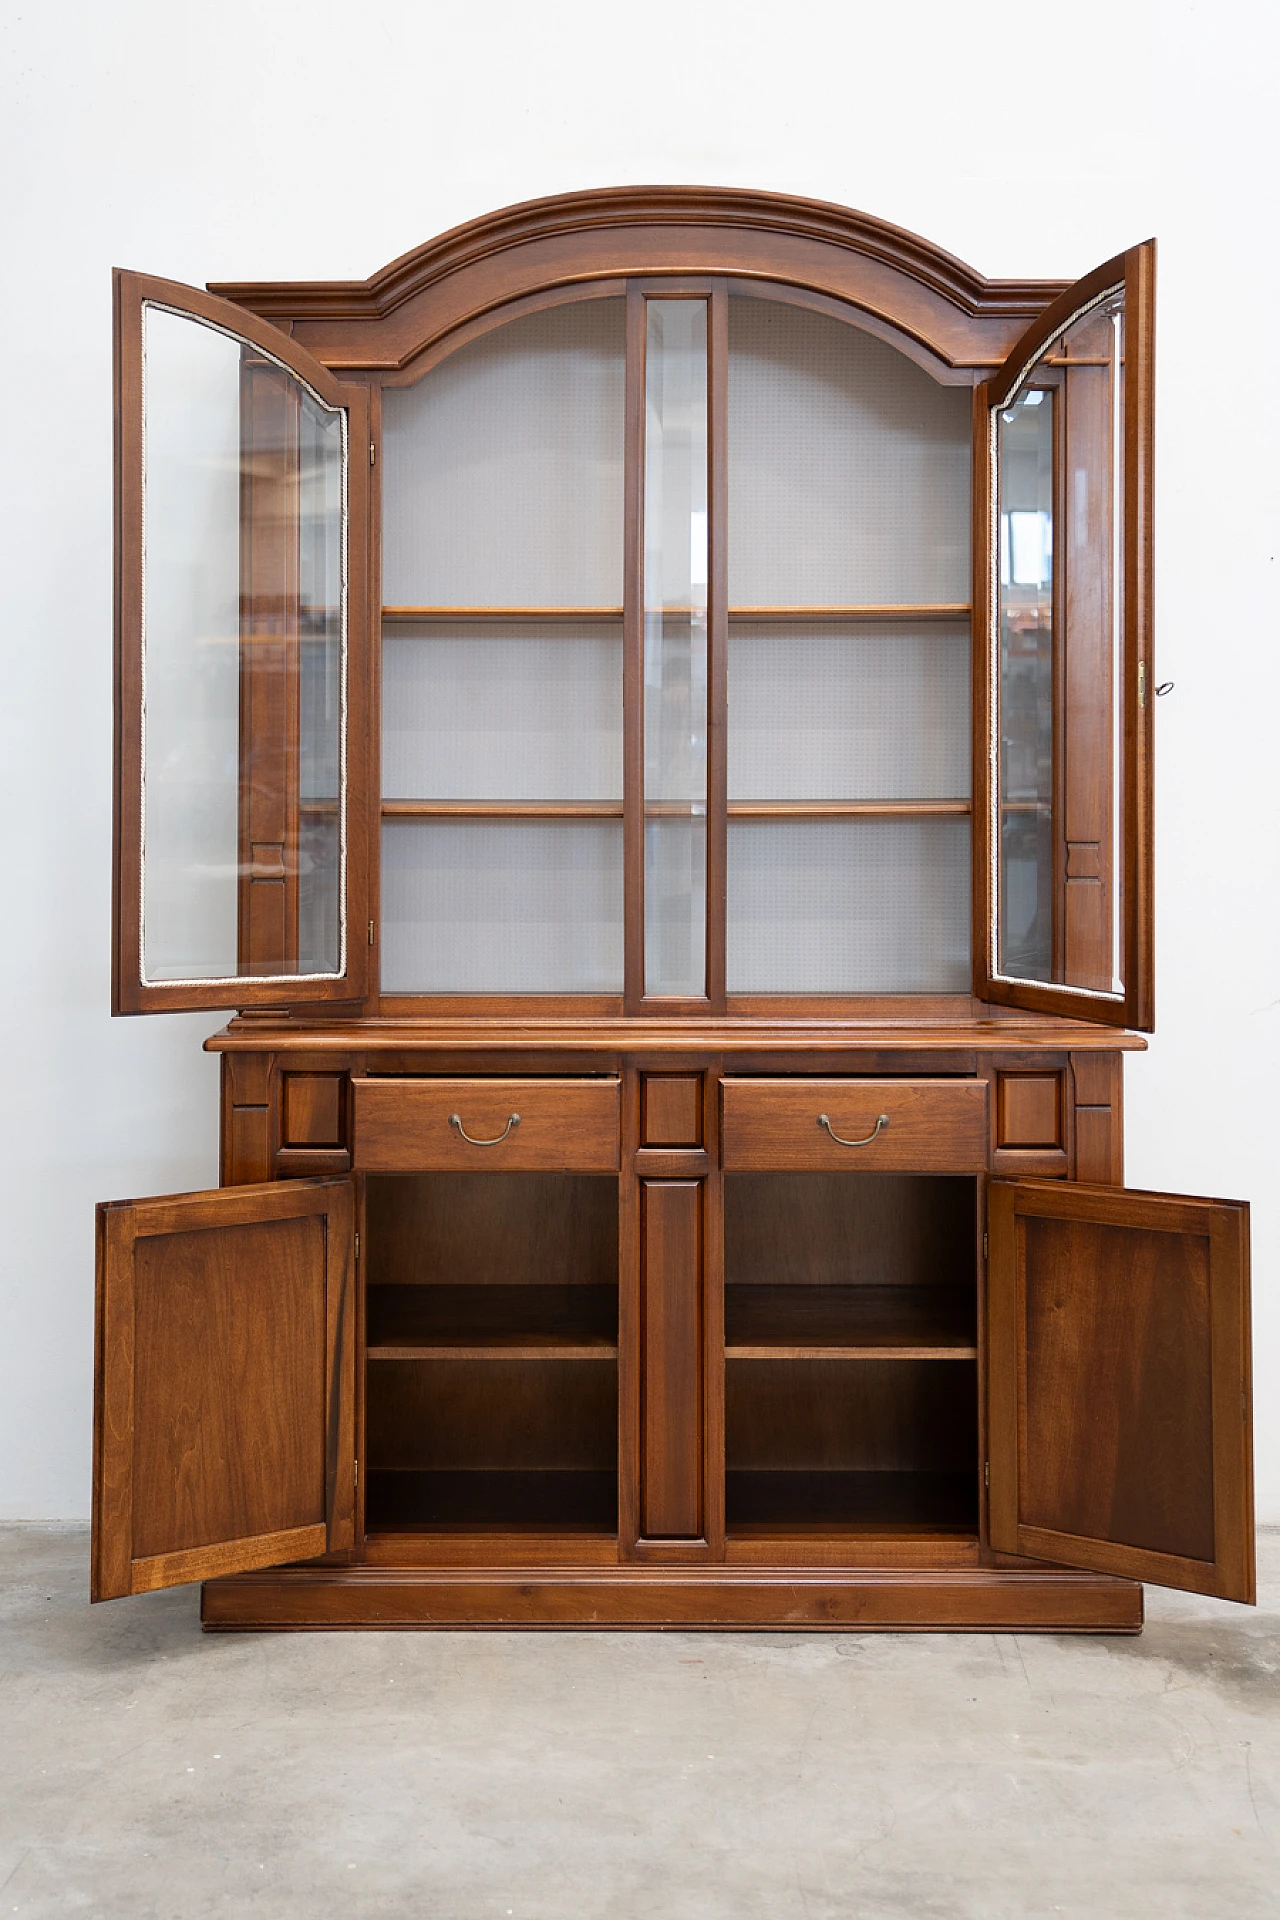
xmin=975 ymin=244 xmax=1156 ymax=1029
xmin=113 ymin=271 xmax=370 ymax=1013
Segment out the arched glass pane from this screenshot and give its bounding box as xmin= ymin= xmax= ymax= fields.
xmin=993 ymin=289 xmax=1125 ymax=995
xmin=141 ymin=303 xmax=346 ymax=983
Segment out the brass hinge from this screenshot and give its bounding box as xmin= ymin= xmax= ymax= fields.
xmin=369 ymin=441 xmax=376 ymax=467
xmin=1138 ymin=660 xmax=1147 ymax=708
xmin=368 ymin=920 xmax=375 ymax=946
xmin=984 ymin=1461 xmax=990 ymax=1489
xmin=354 ymin=1231 xmax=360 ymax=1262
xmin=354 ymin=1459 xmax=359 ymax=1490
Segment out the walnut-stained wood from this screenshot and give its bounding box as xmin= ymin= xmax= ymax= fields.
xmin=364 ymin=1172 xmax=618 ymax=1287
xmin=725 ymin=1172 xmax=977 ymax=1290
xmin=1071 ymin=1050 xmax=1124 ymax=1184
xmin=366 ymin=1283 xmax=617 ymax=1358
xmin=641 ymin=1075 xmax=702 ymax=1145
xmin=209 ymin=1012 xmax=1147 ymax=1062
xmin=997 ymin=1074 xmax=1062 ymax=1149
xmin=721 ymin=1078 xmax=988 ymax=1172
xmin=352 ymin=1077 xmax=620 ymax=1172
xmin=724 ymin=1285 xmax=976 ymax=1358
xmin=210 ymin=187 xmax=1067 ymax=378
xmin=201 ymin=1561 xmax=1142 ymax=1631
xmin=93 ymin=1178 xmax=354 ymax=1600
xmin=640 ymin=1181 xmax=703 ymax=1539
xmin=283 ymin=1074 xmax=345 ymax=1147
xmin=987 ymin=1179 xmax=1253 ymax=1602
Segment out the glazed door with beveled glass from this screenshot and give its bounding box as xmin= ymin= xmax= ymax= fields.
xmin=974 ymin=244 xmax=1156 ymax=1029
xmin=112 ymin=271 xmax=370 ymax=1013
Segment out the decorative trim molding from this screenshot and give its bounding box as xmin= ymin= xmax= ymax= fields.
xmin=209 ymin=184 xmax=1065 ymax=328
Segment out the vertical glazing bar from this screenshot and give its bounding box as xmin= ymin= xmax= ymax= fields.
xmin=622 ymin=289 xmax=647 ymax=1011
xmin=706 ymin=288 xmax=729 ymax=1009
xmin=643 ymin=299 xmax=709 ymax=998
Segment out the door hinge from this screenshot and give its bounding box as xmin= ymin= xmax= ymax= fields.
xmin=1138 ymin=660 xmax=1147 ymax=708
xmin=354 ymin=1459 xmax=359 ymax=1490
xmin=369 ymin=441 xmax=376 ymax=467
xmin=368 ymin=920 xmax=375 ymax=945
xmin=354 ymin=1231 xmax=360 ymax=1262
xmin=984 ymin=1461 xmax=990 ymax=1489
xmin=983 ymin=1231 xmax=988 ymax=1261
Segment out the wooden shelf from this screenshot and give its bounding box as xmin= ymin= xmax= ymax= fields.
xmin=726 ymin=1469 xmax=976 ymax=1533
xmin=729 ymin=605 xmax=971 ymax=622
xmin=365 ymin=1468 xmax=618 ymax=1533
xmin=366 ymin=1283 xmax=618 ymax=1360
xmin=383 ymin=606 xmax=623 ymax=621
xmin=727 ymin=799 xmax=971 ymax=819
xmin=381 ymin=799 xmax=623 ymax=819
xmin=724 ymin=1285 xmax=976 ymax=1359
xmin=382 ymin=604 xmax=970 ymax=623
xmin=382 ymin=799 xmax=969 ymax=820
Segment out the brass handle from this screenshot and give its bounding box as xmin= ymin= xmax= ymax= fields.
xmin=817 ymin=1112 xmax=889 ymax=1148
xmin=449 ymin=1112 xmax=521 ymax=1146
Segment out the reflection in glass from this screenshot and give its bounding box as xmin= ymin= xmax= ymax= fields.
xmin=996 ymin=386 xmax=1055 ymax=979
xmin=643 ymin=301 xmax=708 ymax=997
xmin=994 ymin=292 xmax=1124 ymax=995
xmin=141 ymin=305 xmax=346 ymax=983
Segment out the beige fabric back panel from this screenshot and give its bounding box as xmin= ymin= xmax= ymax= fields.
xmin=727 ymin=297 xmax=971 ymax=607
xmin=381 ymin=300 xmax=626 ymax=608
xmin=728 ymin=623 xmax=971 ymax=800
xmin=727 ymin=819 xmax=971 ymax=993
xmin=382 ymin=622 xmax=622 ymax=801
xmin=381 ymin=820 xmax=624 ymax=994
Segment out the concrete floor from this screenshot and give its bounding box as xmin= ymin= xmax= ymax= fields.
xmin=2 ymin=1531 xmax=1279 ymax=1919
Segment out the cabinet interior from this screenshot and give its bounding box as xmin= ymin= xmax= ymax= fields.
xmin=377 ymin=291 xmax=975 ymax=1003
xmin=363 ymin=1168 xmax=979 ymax=1543
xmin=364 ymin=1173 xmax=620 ymax=1535
xmin=724 ymin=1174 xmax=979 ymax=1536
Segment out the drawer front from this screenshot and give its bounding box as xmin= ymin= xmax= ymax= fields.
xmin=721 ymin=1078 xmax=988 ymax=1173
xmin=353 ymin=1078 xmax=620 ymax=1173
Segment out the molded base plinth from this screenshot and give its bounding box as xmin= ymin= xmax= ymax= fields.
xmin=201 ymin=1562 xmax=1144 ymax=1632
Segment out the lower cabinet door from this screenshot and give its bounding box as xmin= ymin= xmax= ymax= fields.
xmin=93 ymin=1178 xmax=355 ymax=1600
xmin=987 ymin=1179 xmax=1253 ymax=1602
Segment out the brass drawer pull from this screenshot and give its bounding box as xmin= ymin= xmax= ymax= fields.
xmin=817 ymin=1111 xmax=889 ymax=1147
xmin=449 ymin=1112 xmax=521 ymax=1146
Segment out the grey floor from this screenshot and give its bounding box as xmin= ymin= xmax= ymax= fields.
xmin=2 ymin=1530 xmax=1279 ymax=1919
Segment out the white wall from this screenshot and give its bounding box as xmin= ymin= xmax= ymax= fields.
xmin=2 ymin=0 xmax=1277 ymax=1521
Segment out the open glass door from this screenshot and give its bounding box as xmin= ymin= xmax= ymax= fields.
xmin=92 ymin=1179 xmax=355 ymax=1599
xmin=113 ymin=272 xmax=370 ymax=1013
xmin=987 ymin=1178 xmax=1253 ymax=1602
xmin=974 ymin=244 xmax=1155 ymax=1028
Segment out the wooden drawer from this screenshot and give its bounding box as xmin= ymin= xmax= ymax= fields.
xmin=353 ymin=1078 xmax=620 ymax=1173
xmin=721 ymin=1078 xmax=988 ymax=1173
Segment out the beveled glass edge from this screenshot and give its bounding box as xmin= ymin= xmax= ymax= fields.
xmin=987 ymin=280 xmax=1125 ymax=997
xmin=137 ymin=299 xmax=350 ymax=991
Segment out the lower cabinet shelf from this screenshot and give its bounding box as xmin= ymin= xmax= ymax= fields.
xmin=366 ymin=1467 xmax=619 ymax=1533
xmin=725 ymin=1469 xmax=977 ymax=1535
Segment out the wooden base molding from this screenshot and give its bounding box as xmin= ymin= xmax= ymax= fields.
xmin=201 ymin=1563 xmax=1143 ymax=1633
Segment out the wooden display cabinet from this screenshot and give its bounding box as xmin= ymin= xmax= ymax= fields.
xmin=94 ymin=189 xmax=1253 ymax=1631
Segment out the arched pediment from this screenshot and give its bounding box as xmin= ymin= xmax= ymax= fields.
xmin=211 ymin=185 xmax=1066 ymax=378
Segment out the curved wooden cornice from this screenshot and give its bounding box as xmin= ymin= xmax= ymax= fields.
xmin=214 ymin=186 xmax=1055 ymax=322
xmin=210 ymin=186 xmax=1068 ymax=375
